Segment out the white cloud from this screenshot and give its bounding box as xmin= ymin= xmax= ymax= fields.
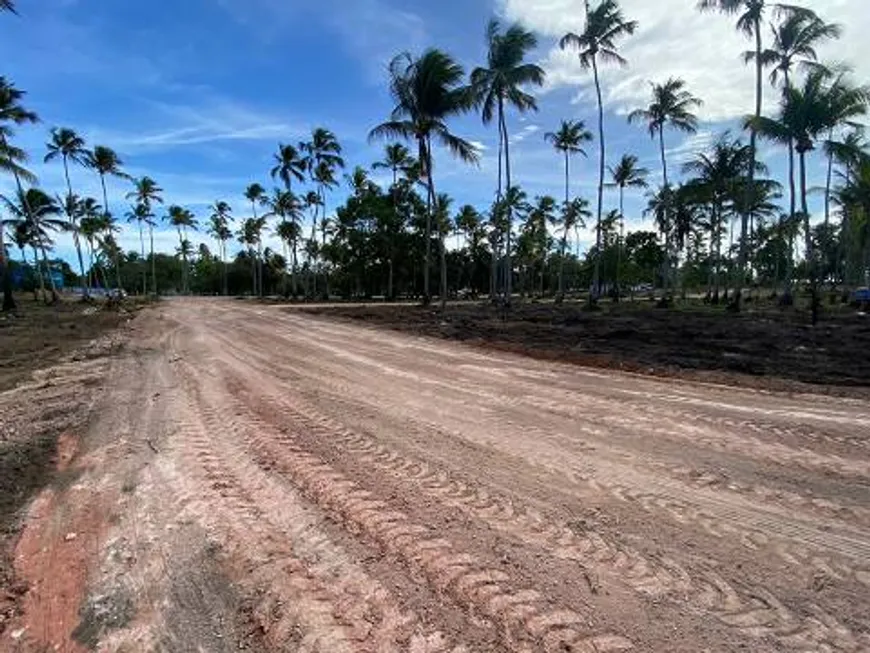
xmin=511 ymin=124 xmax=541 ymax=144
xmin=501 ymin=0 xmax=870 ymax=122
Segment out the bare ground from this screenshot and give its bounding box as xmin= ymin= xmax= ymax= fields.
xmin=2 ymin=298 xmax=870 ymax=652
xmin=297 ymin=301 xmax=870 ymax=395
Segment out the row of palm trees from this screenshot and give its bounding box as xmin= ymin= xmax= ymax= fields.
xmin=2 ymin=0 xmax=869 ymax=315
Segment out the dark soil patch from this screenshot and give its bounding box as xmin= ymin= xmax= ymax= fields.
xmin=298 ymin=302 xmax=870 ymax=395
xmin=0 ymin=296 xmax=138 ymax=393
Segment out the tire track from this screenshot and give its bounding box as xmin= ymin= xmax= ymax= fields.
xmin=169 ymin=360 xmax=473 ymax=653
xmin=179 ymin=359 xmax=634 ymax=653
xmin=214 ymin=361 xmax=869 ymax=653
xmin=199 ymin=319 xmax=870 ymax=594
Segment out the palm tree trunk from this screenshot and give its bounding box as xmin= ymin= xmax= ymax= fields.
xmin=440 ymin=232 xmax=448 ymax=311
xmin=591 ymin=53 xmax=605 ymax=303
xmin=799 ymin=149 xmax=819 ymax=324
xmin=149 ymin=223 xmax=156 ymax=296
xmin=557 ymin=151 xmax=570 ymax=302
xmin=31 ymin=245 xmax=46 ymax=303
xmin=62 ymin=156 xmax=88 ymax=299
xmin=257 ymin=241 xmax=264 ymax=297
xmin=40 ymin=244 xmax=58 ymax=304
xmin=735 ymin=18 xmax=763 ymax=309
xmin=659 ymin=126 xmax=672 ymax=298
xmin=138 ymin=222 xmax=146 ymax=295
xmin=222 ymin=241 xmax=228 ymax=296
xmin=292 ymin=240 xmax=299 ymax=297
xmin=617 ymin=186 xmax=625 ymax=302
xmin=824 ymin=128 xmax=834 ymax=228
xmin=0 ymin=133 xmax=25 ymax=311
xmin=500 ymin=97 xmax=514 ymax=306
xmin=423 ymin=136 xmax=433 ymax=305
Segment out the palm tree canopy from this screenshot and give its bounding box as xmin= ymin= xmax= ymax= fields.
xmin=88 ymin=145 xmax=128 ymax=179
xmin=369 ymin=49 xmax=480 ymax=168
xmin=608 ymin=154 xmax=650 ymax=189
xmin=245 ymin=183 xmax=267 ymax=204
xmin=748 ymin=68 xmax=870 ymax=153
xmin=470 ymin=19 xmax=546 ymax=125
xmin=167 ymin=205 xmax=198 ymax=230
xmin=303 ymin=127 xmax=345 ymax=170
xmin=544 ymin=120 xmax=593 ymax=156
xmin=271 ymin=143 xmax=306 ymax=189
xmin=126 ymin=176 xmax=164 ymax=207
xmin=751 ymin=10 xmax=842 ymax=85
xmin=0 ymin=76 xmax=39 ymax=136
xmin=44 ymin=127 xmax=88 ymax=165
xmin=561 ymin=196 xmax=592 ymax=232
xmin=1 ymin=188 xmax=66 ymax=238
xmin=372 ymin=143 xmax=416 ymax=176
xmin=628 ymin=78 xmax=702 ymax=137
xmin=697 ymin=0 xmax=766 ymax=37
xmin=1 ymin=1 xmax=17 ymax=14
xmin=559 ymin=0 xmax=638 ymax=68
xmin=0 ymin=138 xmax=37 ymax=183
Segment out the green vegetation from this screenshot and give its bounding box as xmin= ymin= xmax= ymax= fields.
xmin=1 ymin=1 xmax=869 ymax=324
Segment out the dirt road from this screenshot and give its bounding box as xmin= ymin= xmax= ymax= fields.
xmin=5 ymin=298 xmax=870 ymax=652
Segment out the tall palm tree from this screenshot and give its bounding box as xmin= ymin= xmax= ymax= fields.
xmin=125 ymin=203 xmax=152 ymax=296
xmin=628 ymin=78 xmax=702 ymax=189
xmin=750 ymin=68 xmax=869 ymax=319
xmin=1 ymin=189 xmax=65 ymax=303
xmin=556 ymin=197 xmax=592 ymax=300
xmin=87 ymin=145 xmax=127 ymax=218
xmin=471 ymin=19 xmax=546 ymax=304
xmin=433 ymin=193 xmax=454 ymax=309
xmin=608 ymin=154 xmax=649 ymax=296
xmin=751 ymin=9 xmax=841 ymax=244
xmin=266 ymin=189 xmax=304 ymax=296
xmin=208 ymin=201 xmax=233 ymax=296
xmin=0 ymin=135 xmax=36 ymax=310
xmin=45 ymin=126 xmax=90 ymax=296
xmin=697 ymin=0 xmax=801 ymax=305
xmin=126 ymin=177 xmax=163 ymax=294
xmin=244 ymin=183 xmax=267 ymax=296
xmin=373 ymin=143 xmax=415 ymax=186
xmin=370 ymin=49 xmax=479 ymax=305
xmin=544 ymin=120 xmax=593 ymax=213
xmin=270 ymin=144 xmax=306 ymax=193
xmin=560 ymin=0 xmax=637 ymax=302
xmin=682 ymin=135 xmax=760 ymax=302
xmin=166 ymin=205 xmax=198 ymax=294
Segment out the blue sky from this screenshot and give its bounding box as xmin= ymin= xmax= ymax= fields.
xmin=1 ymin=0 xmax=867 ymax=262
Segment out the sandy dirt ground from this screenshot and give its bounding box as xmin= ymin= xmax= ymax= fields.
xmin=3 ymin=298 xmax=869 ymax=652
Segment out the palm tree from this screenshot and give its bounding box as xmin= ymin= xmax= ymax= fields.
xmin=608 ymin=154 xmax=649 ymax=296
xmin=373 ymin=143 xmax=415 ymax=186
xmin=244 ymin=183 xmax=267 ymax=296
xmin=697 ymin=0 xmax=805 ymax=305
xmin=544 ymin=120 xmax=593 ymax=213
xmin=1 ymin=189 xmax=65 ymax=303
xmin=471 ymin=19 xmax=546 ymax=304
xmin=45 ymin=126 xmax=90 ymax=296
xmin=125 ymin=203 xmax=152 ymax=295
xmin=455 ymin=204 xmax=484 ymax=295
xmin=166 ymin=205 xmax=198 ymax=294
xmin=628 ymin=78 xmax=702 ymax=189
xmin=750 ymin=68 xmax=869 ymax=319
xmin=752 ymin=9 xmax=841 ymax=245
xmin=560 ymin=0 xmax=637 ymax=302
xmin=126 ymin=177 xmax=163 ymax=294
xmin=556 ymin=197 xmax=591 ymax=300
xmin=270 ymin=144 xmax=306 ymax=193
xmin=433 ymin=193 xmax=454 ymax=309
xmin=0 ymin=133 xmax=36 ymax=311
xmin=267 ymin=189 xmax=304 ymax=296
xmin=369 ymin=49 xmax=479 ymax=305
xmin=682 ymin=135 xmax=759 ymax=302
xmin=208 ymin=201 xmax=233 ymax=296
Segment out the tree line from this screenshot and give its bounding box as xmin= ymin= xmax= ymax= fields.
xmin=1 ymin=0 xmax=869 ymax=321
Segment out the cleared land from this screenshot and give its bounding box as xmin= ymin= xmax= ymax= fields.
xmin=1 ymin=298 xmax=869 ymax=652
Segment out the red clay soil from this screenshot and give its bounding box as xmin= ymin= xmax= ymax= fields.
xmin=2 ymin=299 xmax=870 ymax=652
